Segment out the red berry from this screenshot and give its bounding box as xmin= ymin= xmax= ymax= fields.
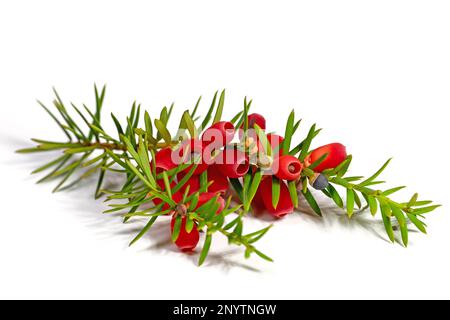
xmin=308 ymin=143 xmax=347 ymax=172
xmin=170 ymin=215 xmax=199 ymax=252
xmin=251 ymin=183 xmax=266 ymax=214
xmin=239 ymin=113 xmax=266 ymax=140
xmin=202 ymin=121 xmax=235 ymax=147
xmin=258 ymin=177 xmax=294 ymax=218
xmin=246 ymin=113 xmax=266 ymax=130
xmin=174 ymin=138 xmax=209 ymax=175
xmin=274 ymin=155 xmax=303 ymax=181
xmin=177 ymin=164 xmax=229 ymax=196
xmin=215 ymin=148 xmax=249 ymax=178
xmin=152 ymin=147 xmax=177 ymax=174
xmin=207 ymin=164 xmax=229 ymax=194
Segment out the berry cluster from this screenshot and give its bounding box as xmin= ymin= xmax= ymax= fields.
xmin=20 ymin=86 xmax=440 ymax=266
xmin=152 ymin=113 xmax=347 ymax=252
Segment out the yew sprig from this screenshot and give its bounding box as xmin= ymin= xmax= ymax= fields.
xmin=17 ymin=85 xmax=441 ymax=266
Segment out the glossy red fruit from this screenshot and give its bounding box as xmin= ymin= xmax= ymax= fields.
xmin=246 ymin=113 xmax=266 ymax=130
xmin=259 ymin=177 xmax=294 ymax=218
xmin=177 ymin=164 xmax=229 ymax=196
xmin=207 ymin=164 xmax=229 ymax=194
xmin=238 ymin=113 xmax=266 ymax=140
xmin=196 ymin=192 xmax=225 ymax=215
xmin=215 ymin=148 xmax=249 ymax=178
xmin=274 ymin=155 xmax=303 ymax=181
xmin=170 ymin=215 xmax=199 ymax=252
xmin=174 ymin=138 xmax=209 ymax=174
xmin=152 ymin=147 xmax=177 ymax=174
xmin=308 ymin=143 xmax=347 ymax=173
xmin=251 ymin=182 xmax=266 ymax=214
xmin=202 ymin=121 xmax=235 ymax=147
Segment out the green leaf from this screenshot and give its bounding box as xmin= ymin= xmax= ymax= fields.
xmin=379 ymin=199 xmax=392 ymax=217
xmin=125 ymin=159 xmax=153 ymax=190
xmin=129 ymin=216 xmax=158 ymax=246
xmin=353 ymin=190 xmax=362 ymax=209
xmin=406 ymin=213 xmax=427 ymax=234
xmin=412 ymin=200 xmax=433 ymax=206
xmin=172 ymin=164 xmax=198 ymax=194
xmin=182 ymin=110 xmax=197 ymax=138
xmin=200 ymin=91 xmax=218 ymax=129
xmin=302 ymin=188 xmax=322 ymax=216
xmin=212 ymin=89 xmax=225 ymax=124
xmin=172 ymin=215 xmax=182 ymax=242
xmin=224 ymin=215 xmax=241 ymax=231
xmin=199 ymin=171 xmax=208 ymax=193
xmin=359 ymin=158 xmax=392 ymax=187
xmin=198 ymin=233 xmax=212 ymax=266
xmin=154 ymin=119 xmax=172 ymax=144
xmin=143 ymin=111 xmax=153 ymax=137
xmin=308 ymin=152 xmax=328 ymax=171
xmin=288 ymin=180 xmax=299 ymax=208
xmin=254 ymin=124 xmax=271 ymax=156
xmin=188 ymin=193 xmax=199 ymax=211
xmin=246 ymin=170 xmax=263 ymax=211
xmin=64 ymin=146 xmax=97 ymax=154
xmin=299 ymin=124 xmax=317 ymax=161
xmin=89 ymin=124 xmax=115 ymax=142
xmin=271 ymin=177 xmax=280 ymax=209
xmin=391 ymin=206 xmax=408 ymax=247
xmin=246 ymin=225 xmax=273 ymax=244
xmin=94 ymin=166 xmax=106 ymax=199
xmin=31 ymin=154 xmax=69 ymax=174
xmin=229 ymin=178 xmax=244 ymax=202
xmin=230 ymin=111 xmax=244 ymax=125
xmin=380 ymin=202 xmax=395 ymax=243
xmin=253 ymin=249 xmax=274 ymax=262
xmin=184 ymin=215 xmax=194 ymax=233
xmin=190 ymin=96 xmax=202 ymax=118
xmin=53 ymin=151 xmax=93 ymax=192
xmin=50 ymin=154 xmax=90 ymax=178
xmin=82 ymin=152 xmax=106 ymax=168
xmin=346 ymin=188 xmax=355 ymax=217
xmin=121 ymin=135 xmax=142 ymax=167
xmin=37 ymin=100 xmax=72 ymax=141
xmin=325 ymin=184 xmax=344 ymax=209
xmin=137 ymin=135 xmax=156 ymax=187
xmin=233 ymin=219 xmax=243 ymax=237
xmin=367 ymin=195 xmax=378 ymax=216
xmin=36 ymin=155 xmax=73 ymax=183
xmin=382 ymin=186 xmax=406 ymax=196
xmin=407 ymin=193 xmax=419 ymax=208
xmin=162 ymin=171 xmax=172 ymax=198
xmin=412 ymin=205 xmax=441 ymax=215
xmin=335 ymin=155 xmax=352 ymax=177
xmin=289 ymin=128 xmax=321 ymax=156
xmin=104 ymin=149 xmax=128 ymax=169
xmin=282 ymin=110 xmax=295 ymax=155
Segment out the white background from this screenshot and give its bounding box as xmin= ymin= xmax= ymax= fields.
xmin=1 ymin=0 xmax=449 ymax=299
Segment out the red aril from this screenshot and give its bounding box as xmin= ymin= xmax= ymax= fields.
xmin=274 ymin=155 xmax=303 ymax=181
xmin=308 ymin=143 xmax=347 ymax=172
xmin=170 ymin=215 xmax=199 ymax=252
